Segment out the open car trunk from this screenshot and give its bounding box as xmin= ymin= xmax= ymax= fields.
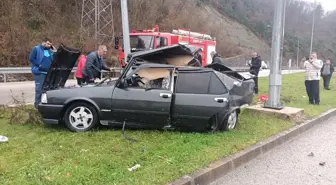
xmin=205 ymin=63 xmax=254 ymax=81
xmin=42 ymin=44 xmax=81 ymax=92
xmin=207 ymin=63 xmax=255 ymax=106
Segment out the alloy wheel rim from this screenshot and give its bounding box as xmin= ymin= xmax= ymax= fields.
xmin=227 ymin=111 xmax=237 ymax=130
xmin=69 ymin=106 xmax=93 ymax=130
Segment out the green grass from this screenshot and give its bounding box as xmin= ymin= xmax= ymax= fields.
xmin=258 ymin=73 xmax=336 ymax=116
xmin=1 ymin=72 xmax=336 ymax=185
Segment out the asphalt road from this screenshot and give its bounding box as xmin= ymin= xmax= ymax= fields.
xmin=209 ymin=116 xmax=336 ymax=185
xmin=0 ymin=69 xmax=304 ymax=105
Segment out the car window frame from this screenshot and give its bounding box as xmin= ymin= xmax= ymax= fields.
xmin=174 ymin=71 xmax=208 ymax=94
xmin=123 ymin=66 xmax=175 ymax=91
xmin=174 ymin=70 xmax=229 ymax=95
xmin=208 ymin=72 xmax=229 ymax=95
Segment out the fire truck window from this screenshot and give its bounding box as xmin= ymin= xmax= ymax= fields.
xmin=156 ymin=37 xmax=168 ymax=48
xmin=129 ymin=36 xmax=154 ymax=50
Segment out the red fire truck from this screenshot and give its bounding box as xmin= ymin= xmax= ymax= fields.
xmin=114 ymin=25 xmax=216 ymax=67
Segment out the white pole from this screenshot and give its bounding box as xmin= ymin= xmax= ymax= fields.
xmin=120 ymin=0 xmax=131 ymax=63
xmin=310 ymin=0 xmax=317 ymax=54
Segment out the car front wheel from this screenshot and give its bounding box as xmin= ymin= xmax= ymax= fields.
xmin=222 ymin=110 xmax=238 ymax=131
xmin=63 ymin=102 xmax=99 ymax=132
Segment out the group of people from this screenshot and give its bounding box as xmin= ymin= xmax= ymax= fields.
xmin=246 ymin=51 xmax=334 ymax=106
xmin=75 ymin=45 xmax=113 ymax=85
xmin=303 ymin=52 xmax=334 ymax=105
xmin=29 ymin=38 xmax=113 ymax=108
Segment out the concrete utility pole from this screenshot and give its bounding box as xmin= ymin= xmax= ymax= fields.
xmin=280 ymin=0 xmax=287 ymax=65
xmin=120 ymin=0 xmax=131 ymax=63
xmin=310 ymin=0 xmax=317 ymax=54
xmin=264 ymin=0 xmax=286 ymax=110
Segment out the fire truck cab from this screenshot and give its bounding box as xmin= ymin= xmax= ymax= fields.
xmin=114 ymin=25 xmax=216 ymax=67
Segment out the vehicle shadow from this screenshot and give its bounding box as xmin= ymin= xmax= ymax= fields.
xmin=43 ymin=123 xmax=215 ymax=134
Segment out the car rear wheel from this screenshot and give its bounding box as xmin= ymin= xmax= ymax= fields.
xmin=64 ymin=102 xmax=99 ymax=132
xmin=222 ymin=110 xmax=238 ymax=131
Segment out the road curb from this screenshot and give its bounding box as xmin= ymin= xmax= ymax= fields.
xmin=167 ymin=108 xmax=336 ymax=185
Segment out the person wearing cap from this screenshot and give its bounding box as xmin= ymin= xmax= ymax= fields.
xmin=210 ymin=51 xmax=224 ymax=65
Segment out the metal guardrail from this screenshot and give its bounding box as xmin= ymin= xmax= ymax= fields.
xmin=0 ymin=67 xmax=122 ymax=74
xmin=0 ymin=67 xmax=122 ymax=83
xmin=0 ymin=66 xmax=249 ymax=83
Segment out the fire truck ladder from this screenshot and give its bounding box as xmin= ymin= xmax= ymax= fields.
xmin=172 ymin=29 xmax=215 ymax=41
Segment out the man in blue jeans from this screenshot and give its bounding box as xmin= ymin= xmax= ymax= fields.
xmin=29 ymin=38 xmax=57 ymax=108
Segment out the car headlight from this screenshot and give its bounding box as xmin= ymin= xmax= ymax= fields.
xmin=41 ymin=93 xmax=48 ymax=104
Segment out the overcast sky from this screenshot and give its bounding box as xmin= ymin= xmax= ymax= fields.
xmin=303 ymin=0 xmax=336 ymax=12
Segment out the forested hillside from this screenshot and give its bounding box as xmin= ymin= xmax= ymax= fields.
xmin=207 ymin=0 xmax=336 ymax=61
xmin=0 ymin=0 xmax=335 ymax=67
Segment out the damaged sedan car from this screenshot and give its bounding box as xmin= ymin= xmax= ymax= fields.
xmin=38 ymin=44 xmax=255 ymax=132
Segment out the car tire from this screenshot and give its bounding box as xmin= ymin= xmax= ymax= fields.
xmin=63 ymin=102 xmax=99 ymax=132
xmin=221 ymin=110 xmax=238 ymax=131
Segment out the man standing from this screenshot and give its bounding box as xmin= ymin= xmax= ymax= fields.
xmin=321 ymin=59 xmax=334 ymax=90
xmin=210 ymin=51 xmax=225 ymax=65
xmin=304 ymin=52 xmax=323 ymax=105
xmin=249 ymin=52 xmax=262 ymax=94
xmin=29 ymin=38 xmax=57 ymax=108
xmin=82 ymin=45 xmax=112 ymax=84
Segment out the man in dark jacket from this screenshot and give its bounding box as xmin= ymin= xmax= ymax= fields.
xmin=29 ymin=38 xmax=57 ymax=108
xmin=249 ymin=52 xmax=262 ymax=94
xmin=210 ymin=51 xmax=225 ymax=65
xmin=82 ymin=45 xmax=111 ymax=83
xmin=321 ymin=59 xmax=334 ymax=90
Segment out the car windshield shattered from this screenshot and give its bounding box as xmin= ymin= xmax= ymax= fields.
xmin=38 ymin=44 xmax=255 ymax=133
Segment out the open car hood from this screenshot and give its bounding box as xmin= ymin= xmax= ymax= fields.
xmin=205 ymin=63 xmax=254 ymax=80
xmin=42 ymin=44 xmax=81 ymax=91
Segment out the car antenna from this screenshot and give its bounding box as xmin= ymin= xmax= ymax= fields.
xmin=122 ymin=121 xmax=138 ymax=143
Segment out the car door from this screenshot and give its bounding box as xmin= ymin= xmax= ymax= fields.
xmin=171 ymin=71 xmax=230 ymax=130
xmin=111 ymin=68 xmax=174 ymax=128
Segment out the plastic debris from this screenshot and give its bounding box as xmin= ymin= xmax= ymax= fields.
xmin=128 ymin=164 xmax=141 ymax=172
xmin=319 ymin=162 xmax=326 ymax=166
xmin=0 ymin=136 xmax=8 ymax=143
xmin=259 ymin=95 xmax=268 ymax=103
xmin=308 ymin=152 xmax=314 ymax=157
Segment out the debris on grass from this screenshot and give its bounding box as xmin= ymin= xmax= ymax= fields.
xmin=0 ymin=135 xmax=8 ymax=143
xmin=128 ymin=164 xmax=141 ymax=172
